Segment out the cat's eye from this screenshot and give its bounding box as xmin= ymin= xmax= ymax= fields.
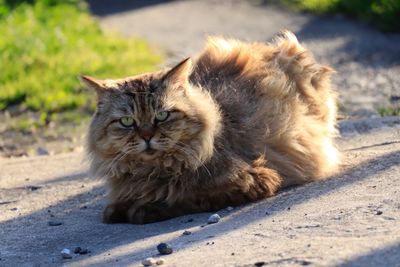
xmin=155 ymin=111 xmax=169 ymax=122
xmin=119 ymin=117 xmax=135 ymax=127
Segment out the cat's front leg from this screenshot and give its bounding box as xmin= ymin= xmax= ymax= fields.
xmin=126 ymin=201 xmax=192 ymax=224
xmin=103 ymin=202 xmax=131 ymax=223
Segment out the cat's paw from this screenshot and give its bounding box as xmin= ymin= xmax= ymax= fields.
xmin=127 ymin=203 xmax=169 ymax=224
xmin=103 ymin=203 xmax=129 ymax=224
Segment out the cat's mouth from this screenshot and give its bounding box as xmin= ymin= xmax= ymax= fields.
xmin=144 ymin=148 xmax=157 ymax=155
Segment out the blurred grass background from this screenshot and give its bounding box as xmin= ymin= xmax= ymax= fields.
xmin=0 ymin=0 xmax=161 ymax=128
xmin=0 ymin=0 xmax=397 ymax=128
xmin=281 ymin=0 xmax=400 ymax=32
xmin=0 ymin=0 xmax=398 ymax=156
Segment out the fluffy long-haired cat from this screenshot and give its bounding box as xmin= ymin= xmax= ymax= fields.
xmin=82 ymin=31 xmax=339 ymax=224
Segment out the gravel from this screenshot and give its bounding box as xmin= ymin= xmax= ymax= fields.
xmin=36 ymin=147 xmax=49 ymax=156
xmin=207 ymin=214 xmax=221 ymax=224
xmin=156 ymin=258 xmax=165 ymax=265
xmin=48 ymin=220 xmax=63 ymax=226
xmin=182 ymin=230 xmax=192 ymax=235
xmin=142 ymin=257 xmax=157 ymax=266
xmin=79 ymin=248 xmax=89 ymax=255
xmin=61 ymin=248 xmax=72 ymax=259
xmin=157 ymin=243 xmax=173 ymax=255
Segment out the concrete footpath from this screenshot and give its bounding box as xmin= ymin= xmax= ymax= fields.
xmin=1 ymin=117 xmax=400 ymax=266
xmin=1 ymin=1 xmax=400 ymax=266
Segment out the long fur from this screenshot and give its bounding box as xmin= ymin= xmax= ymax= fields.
xmin=84 ymin=31 xmax=339 ymax=224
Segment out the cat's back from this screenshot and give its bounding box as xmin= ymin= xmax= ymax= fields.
xmin=189 ymin=36 xmax=271 ymax=95
xmin=189 ymin=33 xmax=339 ymax=184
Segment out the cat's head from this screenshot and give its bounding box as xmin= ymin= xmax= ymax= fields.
xmin=82 ymin=58 xmax=221 ymax=177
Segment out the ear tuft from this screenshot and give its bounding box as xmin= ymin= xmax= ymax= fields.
xmin=79 ymin=75 xmax=106 ymax=94
xmin=79 ymin=75 xmax=104 ymax=90
xmin=162 ymin=57 xmax=192 ymax=87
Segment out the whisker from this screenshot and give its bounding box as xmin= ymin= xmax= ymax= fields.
xmin=174 ymin=141 xmax=212 ymax=178
xmin=104 ymin=144 xmax=138 ymax=177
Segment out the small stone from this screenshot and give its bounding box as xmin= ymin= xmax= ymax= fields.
xmin=61 ymin=248 xmax=72 ymax=259
xmin=156 ymin=258 xmax=165 ymax=265
xmin=254 ymin=261 xmax=266 ymax=266
xmin=186 ymin=218 xmax=194 ymax=223
xmin=142 ymin=257 xmax=156 ymax=266
xmin=36 ymin=147 xmax=49 ymax=156
xmin=157 ymin=243 xmax=173 ymax=255
xmin=226 ymin=206 xmax=234 ymax=211
xmin=207 ymin=213 xmax=221 ymax=224
xmin=48 ymin=220 xmax=63 ymax=226
xmin=28 ymin=185 xmax=41 ymax=191
xmin=182 ymin=230 xmax=192 ymax=235
xmin=376 ymin=211 xmax=383 ymax=215
xmin=79 ymin=248 xmax=89 ymax=255
xmin=73 ymin=247 xmax=81 ymax=254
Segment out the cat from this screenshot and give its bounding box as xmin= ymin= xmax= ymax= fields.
xmin=81 ymin=31 xmax=339 ymax=224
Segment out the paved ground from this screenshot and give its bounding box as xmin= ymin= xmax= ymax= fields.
xmin=1 ymin=1 xmax=400 ymax=266
xmin=1 ymin=118 xmax=400 ymax=266
xmin=90 ymin=0 xmax=400 ymax=116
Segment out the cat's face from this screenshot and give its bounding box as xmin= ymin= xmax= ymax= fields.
xmin=84 ymin=59 xmax=220 ymax=173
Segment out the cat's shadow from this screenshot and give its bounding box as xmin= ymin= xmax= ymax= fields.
xmin=1 ymin=149 xmax=399 ymax=265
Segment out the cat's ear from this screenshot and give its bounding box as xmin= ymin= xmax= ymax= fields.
xmin=79 ymin=75 xmax=107 ymax=97
xmin=162 ymin=57 xmax=192 ymax=88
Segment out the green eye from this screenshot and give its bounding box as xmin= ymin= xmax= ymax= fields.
xmin=120 ymin=117 xmax=135 ymax=127
xmin=155 ymin=111 xmax=169 ymax=122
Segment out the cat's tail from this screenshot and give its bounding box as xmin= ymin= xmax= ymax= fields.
xmin=272 ymin=30 xmax=337 ymax=128
xmin=271 ymin=31 xmax=340 ymax=181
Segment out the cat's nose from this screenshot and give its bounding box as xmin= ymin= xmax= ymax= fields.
xmin=139 ymin=124 xmax=155 ymax=142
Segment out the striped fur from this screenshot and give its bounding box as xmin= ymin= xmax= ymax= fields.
xmin=82 ymin=31 xmax=339 ymax=224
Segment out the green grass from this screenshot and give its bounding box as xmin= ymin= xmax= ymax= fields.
xmin=282 ymin=0 xmax=400 ymax=32
xmin=0 ymin=1 xmax=161 ymax=119
xmin=378 ymin=106 xmax=400 ymax=117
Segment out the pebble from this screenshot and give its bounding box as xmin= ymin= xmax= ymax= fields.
xmin=28 ymin=185 xmax=41 ymax=191
xmin=376 ymin=211 xmax=383 ymax=215
xmin=156 ymin=258 xmax=165 ymax=265
xmin=226 ymin=206 xmax=234 ymax=211
xmin=48 ymin=220 xmax=63 ymax=226
xmin=182 ymin=230 xmax=192 ymax=235
xmin=36 ymin=147 xmax=49 ymax=156
xmin=157 ymin=243 xmax=173 ymax=255
xmin=79 ymin=248 xmax=89 ymax=255
xmin=74 ymin=247 xmax=81 ymax=254
xmin=61 ymin=248 xmax=72 ymax=259
xmin=254 ymin=261 xmax=266 ymax=266
xmin=207 ymin=213 xmax=221 ymax=224
xmin=142 ymin=257 xmax=156 ymax=266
